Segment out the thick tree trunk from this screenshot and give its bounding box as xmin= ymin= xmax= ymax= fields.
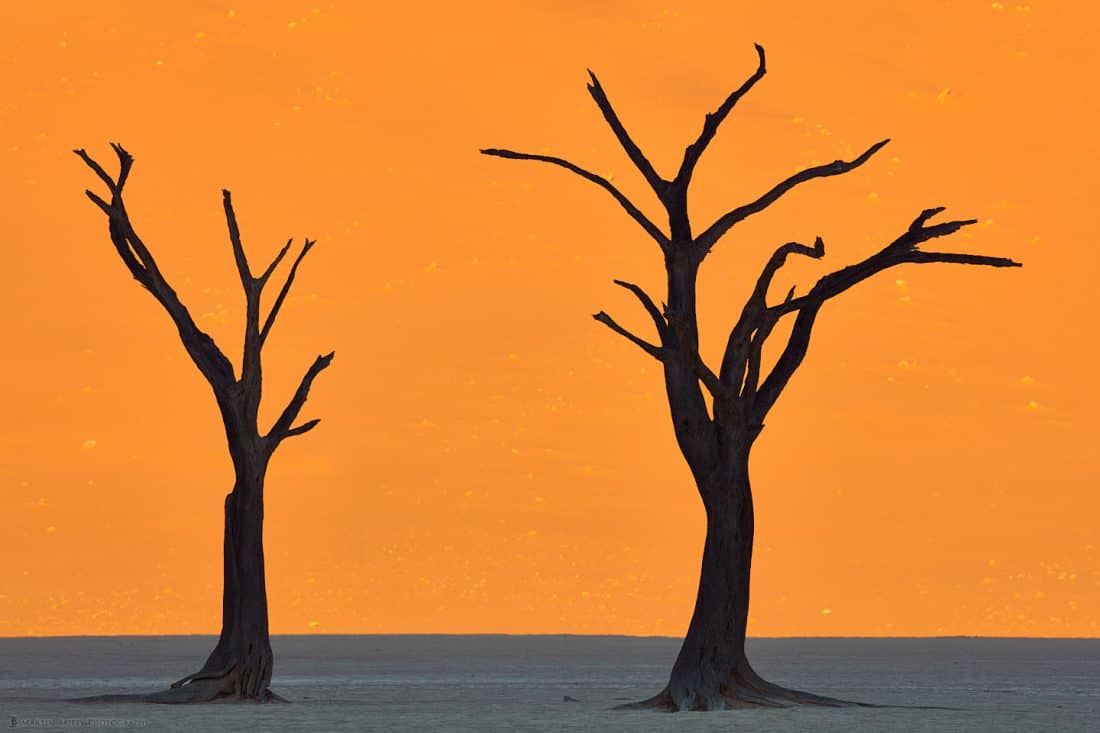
xmin=665 ymin=468 xmax=755 ymax=710
xmin=624 ymin=451 xmax=855 ymax=711
xmin=158 ymin=439 xmax=278 ymax=702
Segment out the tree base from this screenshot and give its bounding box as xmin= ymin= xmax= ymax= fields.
xmin=618 ymin=670 xmax=870 ymax=712
xmin=69 ymin=659 xmax=287 ymax=704
xmin=70 ymin=685 xmax=288 ymax=705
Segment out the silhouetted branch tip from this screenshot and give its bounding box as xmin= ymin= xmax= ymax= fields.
xmin=674 ymin=44 xmax=769 ymax=186
xmin=285 ymin=419 xmax=322 ymax=438
xmin=83 ymin=189 xmax=111 ymax=214
xmin=481 ymin=148 xmax=522 ymax=159
xmin=740 ymin=237 xmax=827 ymax=324
xmin=109 ymin=143 xmax=133 ymax=189
xmin=897 ymin=209 xmax=983 ymax=250
xmin=222 ymin=189 xmax=253 ymax=287
xmin=859 ymin=138 xmax=891 ymax=161
xmin=612 ymin=279 xmax=666 ymax=334
xmin=260 ymin=238 xmax=321 ymax=347
xmin=594 ymin=311 xmax=663 ymax=360
xmin=910 ymin=206 xmax=948 ymax=231
xmin=584 ymin=69 xmax=668 ymax=197
xmin=259 ymin=239 xmax=294 ymax=285
xmin=74 ymin=148 xmax=118 ymax=192
xmin=109 ymin=141 xmax=132 ymax=162
xmin=908 ymin=251 xmax=1022 ymax=268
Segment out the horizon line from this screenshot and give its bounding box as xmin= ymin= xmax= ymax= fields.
xmin=2 ymin=632 xmax=1097 ymax=641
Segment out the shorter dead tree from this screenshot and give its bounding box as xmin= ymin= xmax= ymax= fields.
xmin=73 ymin=144 xmax=333 ymax=703
xmin=483 ymin=46 xmax=1020 ymax=711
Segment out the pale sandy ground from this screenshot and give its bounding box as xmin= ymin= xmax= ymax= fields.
xmin=0 ymin=636 xmax=1096 ymax=731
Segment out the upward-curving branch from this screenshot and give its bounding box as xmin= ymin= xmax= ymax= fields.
xmin=719 ymin=236 xmax=825 ymax=391
xmin=695 ymin=138 xmax=892 ymax=253
xmin=675 ymin=43 xmax=767 ymax=187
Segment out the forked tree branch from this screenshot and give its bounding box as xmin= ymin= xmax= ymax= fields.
xmin=719 ymin=236 xmax=824 ymax=387
xmin=740 ymin=314 xmax=782 ymax=401
xmin=267 ymin=351 xmax=335 ymax=445
xmin=74 ymin=144 xmax=236 ymax=389
xmin=775 ymin=208 xmax=1020 ymax=317
xmin=751 ymin=208 xmax=1021 ymax=419
xmin=754 ymin=237 xmax=825 ymax=299
xmin=600 ymin=279 xmax=726 ymax=399
xmin=663 ymin=311 xmax=727 ymax=402
xmin=260 ymin=239 xmax=317 ymax=348
xmin=750 ymin=304 xmax=821 ymax=420
xmin=689 ymin=350 xmax=726 ymax=402
xmin=480 ymin=148 xmax=670 ymax=250
xmin=259 ymin=239 xmax=293 ymax=286
xmin=78 ymin=142 xmax=334 ymax=458
xmin=221 ymin=190 xmax=267 ymax=394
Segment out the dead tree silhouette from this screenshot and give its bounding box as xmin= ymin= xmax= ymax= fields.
xmin=482 ymin=46 xmax=1020 ymax=711
xmin=73 ymin=144 xmax=333 ymax=703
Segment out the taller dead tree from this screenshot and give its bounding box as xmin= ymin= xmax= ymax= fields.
xmin=74 ymin=144 xmax=333 ymax=703
xmin=483 ymin=46 xmax=1020 ymax=711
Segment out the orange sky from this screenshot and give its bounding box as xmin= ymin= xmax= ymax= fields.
xmin=1 ymin=1 xmax=1096 ymax=638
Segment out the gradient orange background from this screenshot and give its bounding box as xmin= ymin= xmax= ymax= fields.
xmin=1 ymin=1 xmax=1095 ymax=637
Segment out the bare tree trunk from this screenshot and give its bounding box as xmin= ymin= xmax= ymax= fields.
xmin=667 ymin=465 xmax=755 ymax=710
xmin=627 ymin=450 xmax=854 ymax=711
xmin=181 ymin=452 xmax=274 ymax=700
